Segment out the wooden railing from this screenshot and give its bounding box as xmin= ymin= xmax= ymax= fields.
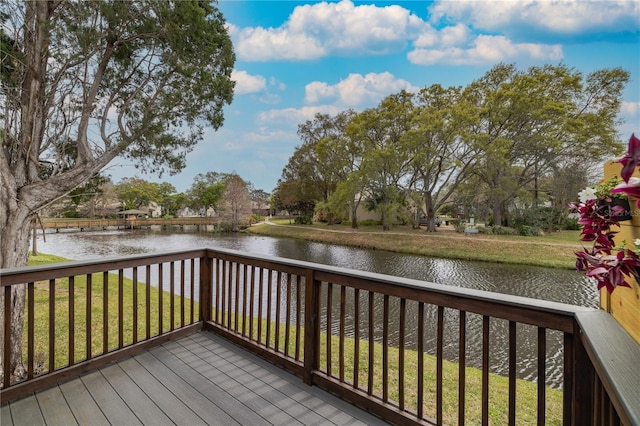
xmin=37 ymin=217 xmax=220 ymax=231
xmin=2 ymin=248 xmax=639 ymax=425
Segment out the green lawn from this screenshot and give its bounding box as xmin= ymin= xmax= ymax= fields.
xmin=248 ymin=221 xmax=581 ymax=269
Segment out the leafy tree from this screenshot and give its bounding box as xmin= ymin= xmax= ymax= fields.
xmin=314 ymin=110 xmax=363 ymax=227
xmin=114 ymin=178 xmax=161 ymax=211
xmin=272 ymin=179 xmax=316 ymax=223
xmin=405 ymin=84 xmax=478 ymax=231
xmin=295 ymin=111 xmax=356 ymax=224
xmin=163 ymin=192 xmax=190 ymax=218
xmin=466 ymin=63 xmax=628 ymax=226
xmin=0 ymin=0 xmax=234 ymax=382
xmin=187 ymin=171 xmax=226 ymax=216
xmin=349 ymin=91 xmax=415 ymax=230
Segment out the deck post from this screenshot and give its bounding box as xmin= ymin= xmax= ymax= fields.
xmin=303 ymin=268 xmax=320 ymax=385
xmin=199 ymin=253 xmax=212 ymax=326
xmin=572 ymin=323 xmax=595 ymax=425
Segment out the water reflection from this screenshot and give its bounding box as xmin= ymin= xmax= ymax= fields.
xmin=37 ymin=228 xmax=597 ymax=307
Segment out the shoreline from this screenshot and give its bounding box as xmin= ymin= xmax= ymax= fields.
xmin=245 ymin=221 xmax=582 ymax=270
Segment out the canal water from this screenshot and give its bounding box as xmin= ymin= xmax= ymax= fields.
xmin=35 ymin=228 xmax=598 ymax=389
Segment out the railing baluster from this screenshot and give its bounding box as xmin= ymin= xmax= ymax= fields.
xmin=158 ymin=263 xmax=164 ymax=335
xmin=145 ymin=265 xmax=151 ymax=340
xmin=180 ymin=260 xmax=185 ymax=328
xmin=234 ymin=262 xmax=240 ymax=331
xmin=4 ymin=286 xmax=12 ymax=388
xmin=249 ymin=265 xmax=255 ymax=340
xmin=295 ymin=275 xmax=301 ymax=361
xmin=242 ymin=264 xmax=248 ymax=337
xmin=437 ymin=305 xmax=444 ymax=424
xmin=118 ymin=270 xmax=124 ymax=348
xmin=398 ymin=298 xmax=406 ymax=411
xmin=285 ymin=273 xmax=291 ymax=357
xmin=509 ymin=321 xmax=516 ymax=426
xmin=133 ymin=267 xmax=138 ymax=344
xmin=537 ymin=327 xmax=546 ymax=426
xmin=214 ymin=259 xmax=220 ymax=324
xmin=102 ymin=271 xmax=109 ymax=354
xmin=266 ymin=269 xmax=272 ymax=348
xmin=227 ymin=261 xmax=233 ymax=329
xmin=275 ymin=271 xmax=282 ymax=352
xmin=339 ymin=285 xmax=346 ymax=382
xmin=382 ymin=294 xmax=389 ymax=403
xmin=353 ymin=288 xmax=360 ymax=390
xmin=170 ymin=262 xmax=175 ymax=331
xmin=326 ymin=282 xmax=332 ymax=375
xmin=86 ymin=274 xmax=92 ymax=359
xmin=258 ymin=267 xmax=263 ymax=344
xmin=418 ymin=302 xmax=424 ymax=420
xmin=49 ymin=279 xmax=55 ymax=372
xmin=69 ymin=276 xmax=75 ymax=366
xmin=221 ymin=260 xmax=227 ymax=326
xmin=190 ymin=259 xmax=195 ymax=323
xmin=458 ymin=310 xmax=466 ymax=426
xmin=28 ymin=282 xmax=35 ymax=379
xmin=482 ymin=315 xmax=490 ymax=426
xmin=367 ymin=290 xmax=374 ymax=396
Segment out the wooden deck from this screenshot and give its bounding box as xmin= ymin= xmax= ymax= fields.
xmin=1 ymin=331 xmax=387 ymax=426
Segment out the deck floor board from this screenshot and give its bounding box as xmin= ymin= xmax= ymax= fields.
xmin=2 ymin=331 xmax=387 ymax=425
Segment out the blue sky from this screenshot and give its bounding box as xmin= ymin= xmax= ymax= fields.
xmin=108 ymin=0 xmax=640 ymax=194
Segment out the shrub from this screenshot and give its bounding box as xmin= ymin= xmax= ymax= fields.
xmin=491 ymin=226 xmax=518 ymax=235
xmin=294 ymin=214 xmax=313 ymax=225
xmin=512 ymin=207 xmax=563 ymax=232
xmin=517 ymin=225 xmax=544 ymax=236
xmin=561 ymin=217 xmax=580 ymax=230
xmin=477 ymin=226 xmax=492 ymax=234
xmin=358 ymin=219 xmax=382 ymax=226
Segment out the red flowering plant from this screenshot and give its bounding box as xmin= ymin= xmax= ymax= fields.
xmin=571 ymin=133 xmax=640 ymax=293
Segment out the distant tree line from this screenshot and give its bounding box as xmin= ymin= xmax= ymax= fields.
xmin=56 ymin=172 xmax=269 ymax=231
xmin=273 ymin=63 xmax=630 ymax=233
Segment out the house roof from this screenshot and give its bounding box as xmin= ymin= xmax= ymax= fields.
xmin=118 ymin=209 xmax=148 ymax=215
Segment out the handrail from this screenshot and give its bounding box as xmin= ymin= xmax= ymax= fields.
xmin=1 ymin=247 xmax=639 ymax=425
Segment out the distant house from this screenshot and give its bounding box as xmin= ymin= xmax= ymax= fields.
xmin=251 ymin=200 xmax=270 ymax=216
xmin=147 ymin=201 xmax=162 ymax=218
xmin=118 ymin=209 xmax=148 ymax=220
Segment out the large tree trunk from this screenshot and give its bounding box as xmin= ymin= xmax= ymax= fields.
xmin=0 ymin=190 xmax=32 ymax=385
xmin=350 ymin=202 xmax=359 ymax=229
xmin=492 ymin=202 xmax=502 ymax=227
xmin=423 ymin=190 xmax=437 ymax=232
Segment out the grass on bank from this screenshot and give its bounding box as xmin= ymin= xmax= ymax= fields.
xmin=25 ymin=253 xmax=199 ymax=371
xmin=248 ymin=221 xmax=581 ymax=269
xmin=24 ymin=253 xmax=562 ymax=425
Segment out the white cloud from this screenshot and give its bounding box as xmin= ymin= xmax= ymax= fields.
xmin=429 ymin=0 xmax=640 ymax=34
xmin=305 ymin=72 xmax=421 ymax=106
xmin=621 ymin=101 xmax=640 ymax=117
xmin=232 ymin=0 xmax=427 ymax=61
xmin=408 ymin=35 xmax=563 ymax=65
xmin=231 ymin=70 xmax=267 ymax=95
xmin=258 ymin=105 xmax=344 ymax=126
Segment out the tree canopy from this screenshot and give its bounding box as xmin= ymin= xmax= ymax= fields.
xmin=278 ymin=63 xmax=629 ymax=230
xmin=0 ymin=0 xmax=235 ymax=384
